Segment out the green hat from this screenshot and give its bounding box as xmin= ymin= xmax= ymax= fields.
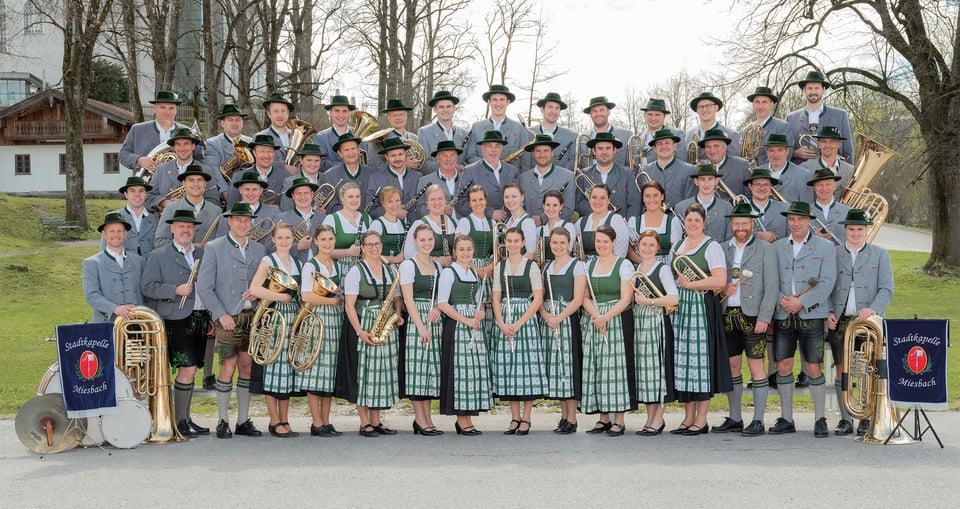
xmin=284 ymin=176 xmax=320 ymax=198
xmin=524 ymin=134 xmax=560 ymax=152
xmin=262 ymin=92 xmax=294 ymax=112
xmin=149 ymin=90 xmax=182 ymax=105
xmin=762 ymin=133 xmax=790 ymax=148
xmin=478 ymin=130 xmax=509 ymax=145
xmin=743 ymin=168 xmax=780 ymax=186
xmin=806 ymin=168 xmax=842 ymax=186
xmin=839 ymin=208 xmax=873 ymax=226
xmin=325 ymin=95 xmax=356 ymax=111
xmin=166 ymin=208 xmax=202 ymax=225
xmin=378 ymin=136 xmax=408 ymax=155
xmin=222 ymin=202 xmax=257 ymax=218
xmin=297 ymin=143 xmax=325 ymax=157
xmin=798 ymin=70 xmax=831 ymax=89
xmin=177 ymin=164 xmax=212 ymax=182
xmin=582 ymin=96 xmax=616 ymax=114
xmin=536 ymin=92 xmax=568 ymax=110
xmin=586 ymin=131 xmax=623 ymax=149
xmin=648 ymin=128 xmax=681 ymax=147
xmin=431 ymin=140 xmax=462 ymax=157
xmin=746 ymin=86 xmax=779 ymax=103
xmin=232 ymin=171 xmax=269 ymax=189
xmin=640 ymin=98 xmax=671 ymax=114
xmin=691 ymin=163 xmax=723 ymax=179
xmin=481 ymin=84 xmax=515 ymax=102
xmin=780 ymin=201 xmax=817 ymax=218
xmin=332 ymin=132 xmax=362 ymax=152
xmin=814 ymin=125 xmax=846 ymax=140
xmin=698 ymin=128 xmax=731 ymax=147
xmin=428 ymin=90 xmax=459 ymax=107
xmin=216 ymin=103 xmax=248 ymax=119
xmin=119 ymin=176 xmax=152 ymax=193
xmin=689 ymin=91 xmax=724 ymax=112
xmin=166 ymin=127 xmax=200 ymax=146
xmin=98 ymin=212 xmax=131 ymax=232
xmin=248 ymin=133 xmax=280 ymax=150
xmin=382 ymin=98 xmax=413 ymax=112
xmin=726 ymin=202 xmax=760 ymax=219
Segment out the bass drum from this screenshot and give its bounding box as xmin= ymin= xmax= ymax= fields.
xmin=37 ymin=363 xmax=136 ymax=447
xmin=99 ymin=397 xmax=152 ymax=449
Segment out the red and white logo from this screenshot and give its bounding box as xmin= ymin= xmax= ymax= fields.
xmin=79 ymin=350 xmax=100 ymax=380
xmin=906 ymin=346 xmax=928 ymax=375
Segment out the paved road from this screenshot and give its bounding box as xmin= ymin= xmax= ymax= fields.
xmin=3 ymin=410 xmax=957 ymax=507
xmin=873 ymin=224 xmax=932 ymax=252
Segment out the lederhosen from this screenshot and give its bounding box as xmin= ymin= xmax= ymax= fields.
xmin=163 ymin=245 xmax=209 ymax=370
xmin=541 ymin=258 xmax=583 ymax=401
xmin=295 ymin=258 xmax=342 ymax=396
xmin=440 ymin=267 xmax=493 ymax=415
xmin=405 ymin=260 xmax=443 ymax=400
xmin=491 ymin=258 xmax=547 ymax=400
xmin=633 ymin=262 xmax=676 ymax=405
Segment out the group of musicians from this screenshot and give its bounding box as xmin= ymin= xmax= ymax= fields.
xmin=82 ymin=72 xmax=892 ymax=439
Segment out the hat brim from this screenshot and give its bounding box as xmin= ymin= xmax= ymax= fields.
xmin=648 ymin=135 xmax=681 ymax=147
xmin=149 ymin=99 xmax=182 ymax=105
xmin=177 ymin=172 xmax=212 ymax=182
xmin=691 ymin=172 xmax=725 ymax=179
xmin=780 ymin=210 xmax=817 ymax=218
xmin=640 ymin=107 xmax=671 ymax=114
xmin=536 ymin=99 xmax=568 ymax=110
xmin=263 ymin=99 xmax=295 ymax=112
xmin=798 ymin=80 xmax=831 ymax=90
xmin=324 ymin=103 xmax=356 ymax=111
xmin=586 ymin=138 xmax=623 ymax=149
xmin=119 ymin=183 xmax=153 ymax=193
xmin=524 ymin=141 xmax=561 ymax=152
xmin=698 ymin=137 xmax=732 ymax=148
xmin=332 ymin=137 xmax=362 ymax=152
xmin=285 ymin=182 xmax=320 ymax=198
xmin=222 ymin=211 xmax=258 ymax=218
xmin=582 ymin=102 xmax=616 ymax=114
xmin=98 ymin=220 xmax=132 ymax=232
xmin=233 ymin=179 xmax=269 ymax=189
xmin=428 ymin=96 xmax=460 ymax=107
xmin=744 ymin=175 xmax=781 ymax=186
xmin=167 ymin=136 xmax=201 ymax=147
xmin=746 ymin=93 xmax=779 ymax=103
xmin=165 ymin=217 xmax=203 ymax=225
xmin=839 ymin=219 xmax=873 ymax=226
xmin=725 ymin=212 xmax=759 ymax=219
xmin=378 ymin=144 xmax=408 ymax=155
xmin=248 ymin=141 xmax=280 ymax=150
xmin=482 ymin=91 xmax=516 ymax=102
xmin=216 ymin=112 xmax=249 ymax=120
xmin=806 ymin=175 xmax=842 ymax=186
xmin=382 ymin=106 xmax=414 ymax=112
xmin=430 ymin=147 xmax=463 ymax=157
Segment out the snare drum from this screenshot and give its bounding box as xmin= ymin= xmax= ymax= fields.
xmin=99 ymin=398 xmax=152 ymax=449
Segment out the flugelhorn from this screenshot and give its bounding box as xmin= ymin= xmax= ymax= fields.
xmin=573 ymin=169 xmax=617 ymax=213
xmin=287 ymin=272 xmax=339 ymax=372
xmin=686 ymin=132 xmax=701 ymax=164
xmin=672 ymin=254 xmax=721 ymax=295
xmin=313 ymin=179 xmax=341 ymax=211
xmin=249 ymin=266 xmax=300 ymax=365
xmin=249 ymin=217 xmax=276 ymax=243
xmin=631 ymin=269 xmax=676 ymax=315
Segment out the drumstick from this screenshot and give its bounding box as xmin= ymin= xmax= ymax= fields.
xmin=178 ymin=260 xmax=201 ymax=310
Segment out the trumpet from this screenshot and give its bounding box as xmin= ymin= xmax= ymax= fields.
xmin=797 ymin=133 xmax=819 ymax=156
xmin=631 ymin=269 xmax=676 ymax=315
xmin=293 ymin=217 xmax=311 ymax=242
xmin=686 ymin=132 xmax=701 ymax=164
xmin=313 ymin=179 xmax=341 ymax=211
xmin=719 ymin=268 xmax=753 ymax=304
xmin=810 ymin=217 xmax=841 ymax=246
xmin=672 ymin=253 xmax=721 ymax=296
xmin=627 ymin=134 xmax=646 ymax=170
xmin=287 ymin=272 xmax=339 ymax=372
xmin=740 ymin=122 xmax=764 ymax=165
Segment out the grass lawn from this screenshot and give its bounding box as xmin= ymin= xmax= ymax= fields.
xmin=0 ymin=195 xmax=957 ymax=417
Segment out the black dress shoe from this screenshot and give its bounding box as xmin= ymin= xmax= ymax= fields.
xmin=857 ymin=419 xmax=871 ymax=436
xmin=605 ymin=423 xmax=625 ymax=436
xmin=516 ymin=420 xmax=531 ymax=436
xmin=324 ymin=424 xmax=344 ymax=436
xmin=682 ymin=424 xmax=709 ymax=436
xmin=553 ymin=418 xmax=569 ymax=433
xmin=413 ymin=421 xmax=440 ymax=436
xmin=669 ymin=423 xmax=691 ymax=435
xmin=585 ymin=421 xmax=612 ymax=434
xmin=768 ymin=417 xmax=796 ymax=435
xmin=741 ymin=420 xmax=765 ymax=437
xmin=372 ymin=423 xmax=397 ymax=435
xmin=269 ymin=423 xmax=294 ymax=438
xmin=814 ymin=417 xmax=829 ymax=438
xmin=795 ymin=372 xmax=809 ymax=388
xmin=504 ymin=419 xmax=521 ymax=435
xmin=279 ymin=422 xmax=299 ymax=437
xmin=455 ymin=422 xmax=482 ymax=436
xmin=188 ymin=419 xmax=210 ymax=435
xmin=202 ymin=376 xmax=216 ymax=391
xmin=177 ymin=420 xmax=199 ymax=438
xmin=235 ymin=419 xmax=262 ymax=437
xmin=834 ymin=419 xmax=854 ymax=435
xmin=636 ymin=423 xmax=665 ymax=436
xmin=712 ymin=417 xmax=744 ymax=433
xmin=310 ymin=424 xmax=330 ymax=437
xmin=216 ymin=419 xmax=232 ymax=439
xmin=359 ymin=424 xmax=378 ymax=437
xmin=556 ymin=420 xmax=578 ymax=435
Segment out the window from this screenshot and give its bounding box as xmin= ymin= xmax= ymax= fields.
xmin=23 ymin=2 xmax=42 ymax=34
xmin=59 ymin=153 xmax=67 ymax=175
xmin=14 ymin=154 xmax=30 ymax=175
xmin=103 ymin=152 xmax=120 ymax=174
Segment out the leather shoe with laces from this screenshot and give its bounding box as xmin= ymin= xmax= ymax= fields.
xmin=768 ymin=417 xmax=796 ymax=435
xmin=712 ymin=417 xmax=744 ymax=433
xmin=177 ymin=420 xmax=199 ymax=438
xmin=216 ymin=419 xmax=232 ymax=439
xmin=188 ymin=419 xmax=209 ymax=435
xmin=741 ymin=420 xmax=765 ymax=437
xmin=814 ymin=417 xmax=829 ymax=438
xmin=235 ymin=419 xmax=262 ymax=437
xmin=857 ymin=419 xmax=870 ymax=436
xmin=834 ymin=419 xmax=854 ymax=435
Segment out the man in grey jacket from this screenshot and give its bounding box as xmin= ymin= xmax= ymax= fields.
xmin=83 ymin=213 xmax=143 ymax=323
xmin=787 ymin=71 xmax=854 ymax=164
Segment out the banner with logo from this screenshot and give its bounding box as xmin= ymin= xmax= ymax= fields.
xmin=884 ymin=319 xmax=949 ymax=410
xmin=56 ymin=323 xmax=118 ymax=418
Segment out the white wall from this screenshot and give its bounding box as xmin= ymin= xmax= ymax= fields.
xmin=2 ymin=143 xmax=129 ymax=194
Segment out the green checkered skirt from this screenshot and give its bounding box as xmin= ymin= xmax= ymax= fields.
xmin=491 ymin=297 xmax=547 ymax=399
xmin=404 ymin=298 xmax=442 ymax=398
xmin=542 ymin=298 xmax=579 ymax=400
xmin=357 ymin=301 xmax=399 ymax=408
xmin=673 ymin=287 xmax=711 ymax=394
xmin=634 ymin=303 xmax=674 ymax=404
xmin=440 ymin=304 xmax=493 ymax=414
xmin=262 ymin=299 xmax=298 ymax=394
xmin=580 ymin=300 xmax=631 ymax=413
xmin=294 ymin=303 xmax=342 ymax=394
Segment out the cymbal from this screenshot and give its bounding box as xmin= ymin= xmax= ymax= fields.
xmin=15 ymin=394 xmax=86 ymax=454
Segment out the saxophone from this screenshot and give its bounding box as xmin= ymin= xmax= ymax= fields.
xmin=368 ymin=258 xmax=402 ymax=345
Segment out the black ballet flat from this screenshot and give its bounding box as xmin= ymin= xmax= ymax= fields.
xmin=669 ymin=422 xmax=692 ymax=435
xmin=268 ymin=423 xmax=294 ymax=438
xmin=682 ymin=424 xmax=709 ymax=436
xmin=585 ymin=421 xmax=612 ymax=434
xmin=606 ymin=423 xmax=625 ymax=436
xmin=636 ymin=423 xmax=666 ymax=436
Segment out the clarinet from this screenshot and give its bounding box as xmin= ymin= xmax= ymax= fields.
xmin=403 ymin=184 xmax=430 ymax=212
xmin=446 ymin=179 xmax=474 ymax=208
xmin=353 ymin=187 xmax=381 ymax=248
xmin=458 ymin=130 xmax=473 ymax=151
xmin=555 ymin=141 xmax=573 ymax=165
xmin=440 ymin=214 xmax=450 ymax=257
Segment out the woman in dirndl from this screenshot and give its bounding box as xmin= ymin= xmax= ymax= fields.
xmin=298 ymin=224 xmax=344 ymax=437
xmin=539 ymin=190 xmax=579 ymax=267
xmin=538 ymin=226 xmax=586 ymax=434
xmin=322 ymin=182 xmax=371 ymax=276
xmin=402 ymin=184 xmax=455 ymax=267
xmin=437 ymin=234 xmax=491 ymax=436
xmin=400 ymin=224 xmax=444 ymax=436
xmin=626 ymin=180 xmax=683 ymax=265
xmin=631 ymin=229 xmax=680 ymax=436
xmin=343 ymin=230 xmax=403 ymax=437
xmin=370 ymin=186 xmax=406 ymax=265
xmin=492 ymin=227 xmax=545 ymax=435
xmin=581 ymin=224 xmax=635 ymax=436
xmin=248 ymin=222 xmax=302 ymax=438
xmin=669 ymin=203 xmax=730 ymax=436
xmin=576 ymin=184 xmax=631 ymax=263
xmin=455 ymin=185 xmax=495 ymax=338
xmin=501 ymin=183 xmax=538 ymax=259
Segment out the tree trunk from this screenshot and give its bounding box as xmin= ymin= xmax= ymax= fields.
xmin=120 ymin=0 xmax=143 ymax=120
xmin=201 ymin=0 xmax=218 ymax=131
xmin=922 ymin=125 xmax=960 ymax=273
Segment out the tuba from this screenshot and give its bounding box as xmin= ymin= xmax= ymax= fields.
xmin=114 ymin=306 xmax=186 ymax=444
xmin=840 ymin=135 xmax=897 ymax=242
xmin=739 ymin=122 xmax=764 ymax=165
xmin=672 ymin=254 xmax=722 ymax=296
xmin=287 ymin=272 xmax=339 ymax=372
xmin=284 ymin=118 xmax=318 ymax=166
xmin=368 ymin=258 xmax=402 ymax=345
xmin=248 ymin=267 xmax=300 ymax=365
xmin=841 ymin=315 xmax=917 ymax=445
xmin=220 ymin=137 xmax=255 ymax=183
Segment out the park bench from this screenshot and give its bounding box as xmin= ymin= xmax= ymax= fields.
xmin=40 ymin=216 xmax=82 ymax=241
